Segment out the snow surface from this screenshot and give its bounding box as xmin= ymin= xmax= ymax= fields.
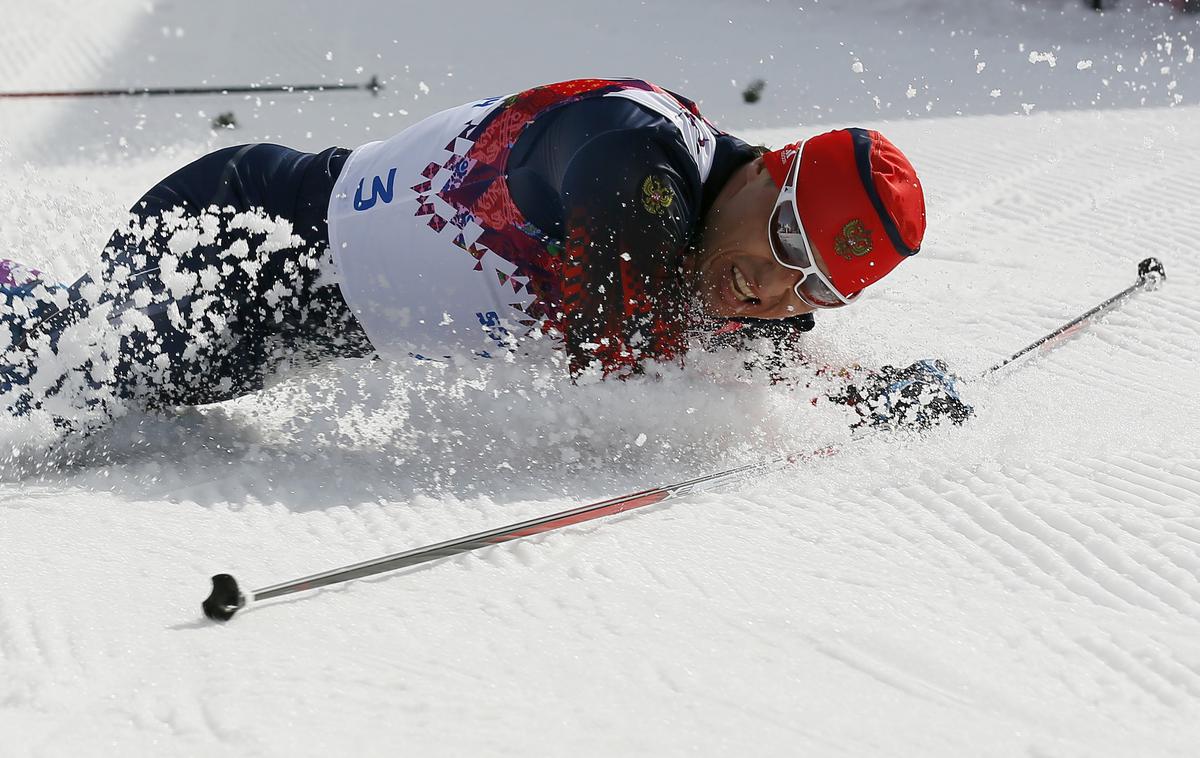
xmin=2 ymin=1 xmax=1200 ymax=755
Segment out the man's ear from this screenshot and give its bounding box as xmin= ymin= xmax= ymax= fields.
xmin=752 ymin=157 xmax=777 ymax=190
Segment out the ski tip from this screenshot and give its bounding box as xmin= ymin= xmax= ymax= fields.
xmin=202 ymin=573 xmax=245 ymax=622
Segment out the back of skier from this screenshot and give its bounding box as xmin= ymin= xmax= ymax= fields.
xmin=0 ymin=76 xmax=968 ymax=431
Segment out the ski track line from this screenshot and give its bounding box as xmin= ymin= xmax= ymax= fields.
xmin=1035 ymin=500 xmax=1200 ymax=618
xmin=0 ymin=596 xmax=45 ymax=674
xmin=997 ymin=502 xmax=1186 ymax=619
xmin=810 ymin=636 xmax=975 ymax=710
xmin=874 ymin=481 xmax=1023 ymax=589
xmin=0 ymin=597 xmax=38 ymax=708
xmin=1135 ymin=299 xmax=1200 ymax=353
xmin=1129 ymin=455 xmax=1200 ymax=505
xmin=0 ymin=594 xmax=91 ymax=712
xmin=960 ymin=295 xmax=1168 ymax=375
xmin=903 ymin=460 xmax=1190 ymax=617
xmin=1107 ymin=293 xmax=1200 ymax=338
xmin=1130 ymin=637 xmax=1200 ymax=704
xmin=979 ymin=499 xmax=1159 ymax=613
xmin=1042 ymin=360 xmax=1143 ymax=408
xmin=879 ymin=474 xmax=1101 ymax=605
xmin=918 ymin=114 xmax=1109 ymax=209
xmin=1060 ymin=458 xmax=1200 ymax=530
xmin=0 ymin=6 xmax=128 ymax=89
xmin=1072 ymin=632 xmax=1193 ymax=710
xmin=963 ymin=183 xmax=1187 ymax=268
xmin=964 ymin=453 xmax=1199 ymax=621
xmin=1029 ymin=623 xmax=1198 ymax=721
xmin=1088 ymin=325 xmax=1194 ymax=373
xmin=944 ymin=478 xmax=1132 ymax=610
xmin=856 ymin=486 xmax=940 ymax=558
xmin=1163 ymin=518 xmax=1200 ymax=552
xmin=927 ymin=114 xmax=1200 ymax=295
xmin=1100 ymin=307 xmax=1196 ymax=354
xmin=992 ymin=459 xmax=1200 ymax=617
xmin=929 ymin=111 xmax=1193 ymax=241
xmin=870 ymin=457 xmax=1200 ymax=722
xmin=818 ymin=496 xmax=937 ymax=582
xmin=1057 ymin=456 xmax=1200 ymax=516
xmin=1047 ymin=351 xmax=1181 ymax=410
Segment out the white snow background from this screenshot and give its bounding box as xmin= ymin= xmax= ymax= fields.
xmin=2 ymin=0 xmax=1200 ymax=755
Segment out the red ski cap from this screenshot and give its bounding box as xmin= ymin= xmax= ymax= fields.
xmin=761 ymin=129 xmax=925 ymax=297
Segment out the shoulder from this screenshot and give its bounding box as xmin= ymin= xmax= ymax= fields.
xmin=567 ymin=123 xmax=698 ymax=189
xmin=542 ymin=95 xmax=704 ymax=176
xmin=558 ymin=127 xmax=701 ymax=254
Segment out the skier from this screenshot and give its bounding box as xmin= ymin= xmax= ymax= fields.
xmin=0 ymin=77 xmax=968 ymax=431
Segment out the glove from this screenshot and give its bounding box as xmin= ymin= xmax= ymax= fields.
xmin=830 ymin=358 xmax=973 ymax=431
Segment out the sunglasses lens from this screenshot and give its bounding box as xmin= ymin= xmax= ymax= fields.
xmin=769 ymin=201 xmax=813 ymax=269
xmin=797 ymin=275 xmax=847 ymax=308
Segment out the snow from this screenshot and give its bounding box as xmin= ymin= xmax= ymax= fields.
xmin=2 ymin=1 xmax=1200 ymax=755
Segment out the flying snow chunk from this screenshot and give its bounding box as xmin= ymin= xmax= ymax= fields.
xmin=851 ymin=61 xmax=864 ymax=74
xmin=906 ymin=84 xmax=917 ymax=98
xmin=1077 ymin=60 xmax=1093 ymax=70
xmin=634 ymin=433 xmax=647 ymax=447
xmin=1029 ymin=51 xmax=1057 ymax=68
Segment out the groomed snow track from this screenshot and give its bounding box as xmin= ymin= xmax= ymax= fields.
xmin=2 ymin=1 xmax=1200 ymax=756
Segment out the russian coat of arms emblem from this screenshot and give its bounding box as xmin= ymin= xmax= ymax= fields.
xmin=641 ymin=175 xmax=675 ymax=216
xmin=834 ymin=219 xmax=874 ymax=261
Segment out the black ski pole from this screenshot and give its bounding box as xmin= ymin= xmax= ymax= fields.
xmin=0 ymin=75 xmax=382 ymax=100
xmin=201 ymin=446 xmax=836 ymax=621
xmin=981 ymin=257 xmax=1165 ymax=377
xmin=202 ymin=257 xmax=1166 ymax=622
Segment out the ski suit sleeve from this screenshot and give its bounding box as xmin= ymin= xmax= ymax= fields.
xmin=555 ymin=128 xmax=699 ymax=377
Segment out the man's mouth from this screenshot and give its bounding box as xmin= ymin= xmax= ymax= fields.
xmin=730 ymin=264 xmax=759 ymax=304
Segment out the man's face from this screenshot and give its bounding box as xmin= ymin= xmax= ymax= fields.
xmin=690 ymin=157 xmax=828 ymax=319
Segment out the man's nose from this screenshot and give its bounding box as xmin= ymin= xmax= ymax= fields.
xmin=762 ymin=261 xmax=803 ymax=298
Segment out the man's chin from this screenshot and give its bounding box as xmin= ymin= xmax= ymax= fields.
xmin=693 ymin=254 xmax=751 ymax=319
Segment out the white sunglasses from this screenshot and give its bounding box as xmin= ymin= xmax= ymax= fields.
xmin=767 ymin=140 xmax=860 ymax=309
